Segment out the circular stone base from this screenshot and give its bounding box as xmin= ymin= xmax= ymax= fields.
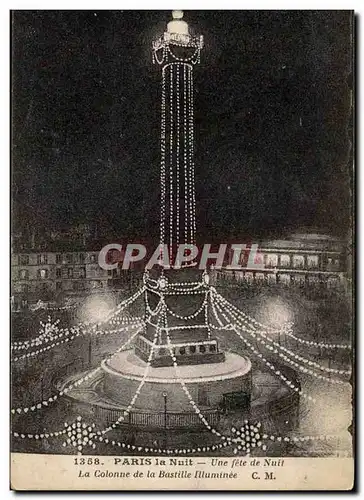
xmin=100 ymin=350 xmax=252 ymax=412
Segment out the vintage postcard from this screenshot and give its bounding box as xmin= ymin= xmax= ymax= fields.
xmin=10 ymin=10 xmax=354 ymax=491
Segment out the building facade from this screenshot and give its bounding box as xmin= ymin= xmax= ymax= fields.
xmin=220 ymin=232 xmax=348 ymax=289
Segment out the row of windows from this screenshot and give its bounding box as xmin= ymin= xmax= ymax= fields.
xmin=18 ymin=280 xmax=104 ymax=294
xmin=18 ymin=253 xmax=98 ymax=266
xmin=262 ymin=253 xmax=340 ymax=269
xmin=239 ymin=272 xmax=340 ymax=287
xmin=18 ymin=267 xmax=87 ymax=280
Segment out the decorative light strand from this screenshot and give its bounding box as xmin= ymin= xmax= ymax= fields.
xmin=214 ymin=289 xmax=290 ymax=334
xmin=169 ymin=63 xmax=174 ymax=261
xmin=183 ymin=63 xmax=188 ymax=245
xmin=98 ymin=311 xmax=161 ymax=435
xmin=187 ymin=66 xmax=194 ymax=245
xmin=11 ymin=327 xmax=142 ymax=415
xmin=12 ymin=428 xmax=67 ymax=440
xmin=176 ymin=63 xmax=181 ymax=247
xmin=162 ymin=302 xmax=231 ymax=443
xmin=215 ymin=294 xmax=351 ymax=378
xmin=188 ymin=64 xmax=197 ymax=245
xmin=285 ymin=330 xmax=351 ymax=350
xmin=164 ymin=293 xmax=207 ymax=320
xmin=160 ymin=65 xmax=167 ymax=245
xmin=212 ymin=299 xmax=316 ymax=402
xmin=167 ymin=45 xmax=200 ymax=64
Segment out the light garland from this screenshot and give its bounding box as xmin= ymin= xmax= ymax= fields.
xmin=169 ymin=63 xmax=174 ymax=260
xmin=11 ymin=327 xmax=143 ymax=415
xmin=211 ymin=299 xmax=316 ymax=402
xmin=215 ymin=294 xmax=351 ymax=378
xmin=284 ymin=330 xmax=351 ymax=350
xmin=98 ymin=309 xmax=161 ymax=435
xmin=161 ymin=302 xmax=231 ymax=443
xmin=160 ymin=65 xmax=167 ymax=246
xmin=183 ymin=62 xmax=188 ymax=245
xmin=12 ymin=317 xmax=144 ymax=362
xmin=12 ymin=427 xmax=67 ymax=440
xmin=176 ymin=63 xmax=181 ymax=246
xmin=188 ymin=64 xmax=196 ymax=245
xmin=164 ymin=292 xmax=207 ymax=320
xmin=214 ymin=290 xmax=290 ymax=334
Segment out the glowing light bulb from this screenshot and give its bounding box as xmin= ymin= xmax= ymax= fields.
xmin=172 ymin=10 xmax=184 ymax=20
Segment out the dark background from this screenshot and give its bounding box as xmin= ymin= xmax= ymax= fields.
xmin=11 ymin=10 xmax=353 ymax=244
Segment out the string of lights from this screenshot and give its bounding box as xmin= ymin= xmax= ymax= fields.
xmin=215 ymin=294 xmax=351 ymax=378
xmin=211 ymin=299 xmax=316 ymax=402
xmin=98 ymin=310 xmax=162 ymax=435
xmin=163 ymin=292 xmax=207 ymax=320
xmin=160 ymin=65 xmax=167 ymax=246
xmin=183 ymin=62 xmax=188 ymax=245
xmin=11 ymin=327 xmax=143 ymax=415
xmin=214 ymin=290 xmax=291 ymax=334
xmin=176 ymin=63 xmax=181 ymax=247
xmin=169 ymin=63 xmax=174 ymax=259
xmin=284 ymin=330 xmax=351 ymax=350
xmin=161 ymin=302 xmax=231 ymax=443
xmin=188 ymin=64 xmax=196 ymax=244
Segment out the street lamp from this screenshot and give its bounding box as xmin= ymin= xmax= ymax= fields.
xmin=162 ymin=392 xmax=168 ymax=448
xmin=162 ymin=392 xmax=168 ymax=428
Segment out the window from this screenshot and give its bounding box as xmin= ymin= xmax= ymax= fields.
xmin=280 ymin=254 xmax=290 ymax=267
xmin=179 ymin=347 xmax=186 ymax=355
xmin=79 ymin=267 xmax=86 ymax=278
xmin=199 ymin=345 xmax=206 ymax=354
xmin=327 ymin=276 xmax=339 ymax=289
xmin=307 ymin=255 xmax=319 ymax=268
xmin=90 ymin=254 xmax=97 ymax=264
xmin=279 ymin=273 xmax=290 ymax=285
xmin=209 ymin=344 xmax=217 ymax=352
xmin=19 ymin=269 xmax=29 ymax=280
xmin=56 ymin=268 xmax=62 ymax=278
xmin=294 ymin=275 xmax=306 ymax=286
xmin=244 ymin=272 xmax=254 ymax=283
xmin=267 ymin=273 xmax=276 ymax=284
xmin=20 ymin=283 xmax=29 ymax=294
xmin=37 ymin=269 xmax=48 ymax=279
xmin=19 ymin=255 xmax=29 ymax=265
xmin=266 ymin=253 xmax=278 ymax=268
xmin=68 ymin=268 xmax=74 ymax=278
xmin=255 ymin=273 xmax=265 ymax=281
xmin=293 ymin=255 xmax=304 ymax=269
xmin=37 ymin=254 xmax=48 ymax=265
xmin=78 ymin=253 xmax=85 ymax=264
xmin=56 ymin=254 xmax=62 ymax=264
xmin=56 ymin=281 xmax=62 ymax=291
xmin=66 ymin=254 xmax=73 ymax=264
xmin=189 ymin=345 xmax=196 ymax=354
xmin=328 ymin=257 xmax=340 ymax=270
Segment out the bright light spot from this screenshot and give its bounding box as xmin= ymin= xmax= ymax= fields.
xmin=172 ymin=10 xmax=184 ymax=20
xmin=259 ymin=297 xmax=293 ymax=329
xmin=80 ymin=295 xmax=116 ymax=323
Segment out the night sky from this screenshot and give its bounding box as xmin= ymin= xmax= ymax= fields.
xmin=12 ymin=10 xmax=353 ymax=244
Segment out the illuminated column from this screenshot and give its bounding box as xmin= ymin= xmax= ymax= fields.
xmin=152 ymin=11 xmax=203 ymax=260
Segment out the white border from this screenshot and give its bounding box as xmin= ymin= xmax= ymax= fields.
xmin=3 ymin=3 xmax=360 ymax=498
